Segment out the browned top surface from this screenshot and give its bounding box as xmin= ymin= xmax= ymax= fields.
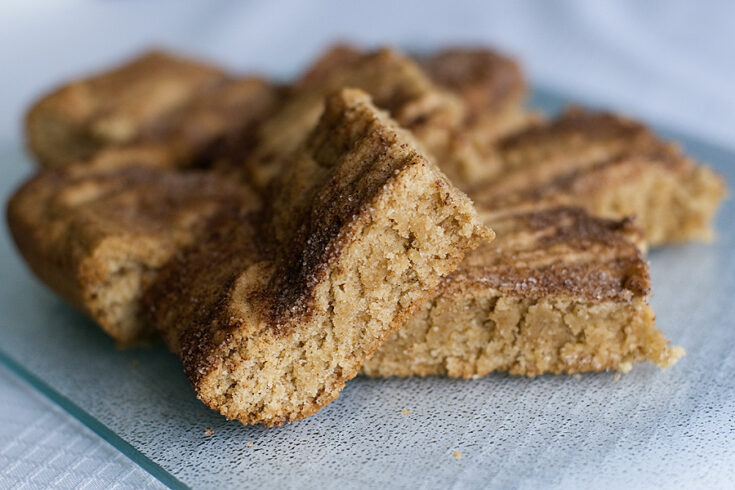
xmin=147 ymin=89 xmax=447 ymax=337
xmin=448 ymin=207 xmax=649 ymax=302
xmin=493 ymin=107 xmax=680 ymax=173
xmin=31 ymin=51 xmax=225 ymax=128
xmin=471 ymin=108 xmax=692 ymax=209
xmin=7 ymin=164 xmax=260 ymax=272
xmin=47 ymin=50 xmax=225 ymax=128
xmin=25 ymin=50 xmax=227 ymax=166
xmin=138 ymin=77 xmax=282 ymax=170
xmin=73 ymin=50 xmax=223 ymax=97
xmin=421 ymin=47 xmax=526 ymax=117
xmin=499 ymin=107 xmax=652 ymax=150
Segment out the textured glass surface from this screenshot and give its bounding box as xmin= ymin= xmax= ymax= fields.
xmin=0 ymin=365 xmax=165 ymax=489
xmin=1 ymin=90 xmax=733 ymax=489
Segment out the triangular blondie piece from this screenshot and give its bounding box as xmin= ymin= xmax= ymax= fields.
xmin=142 ymin=89 xmax=491 ymax=425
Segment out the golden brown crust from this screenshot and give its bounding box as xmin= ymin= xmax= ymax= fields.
xmin=26 ymin=51 xmax=227 ymax=168
xmin=471 ymin=108 xmax=728 ymax=245
xmin=27 ymin=66 xmax=281 ymax=175
xmin=144 ymin=89 xmax=491 ymax=426
xmin=493 ymin=106 xmax=662 ymax=172
xmin=364 ymin=207 xmax=683 ymax=378
xmin=6 ymin=165 xmax=260 ymax=344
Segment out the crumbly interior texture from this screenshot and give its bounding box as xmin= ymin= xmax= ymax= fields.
xmin=6 ymin=165 xmax=260 ymax=344
xmin=363 ymin=207 xmax=684 ymax=377
xmin=144 ymin=89 xmax=491 ymax=426
xmin=471 ymin=108 xmax=727 ymax=245
xmin=25 ymin=51 xmax=226 ymax=168
xmin=364 ymin=288 xmax=682 ymax=378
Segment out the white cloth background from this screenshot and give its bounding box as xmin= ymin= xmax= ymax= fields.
xmin=2 ymin=0 xmax=734 ymax=149
xmin=1 ymin=1 xmax=733 ymax=488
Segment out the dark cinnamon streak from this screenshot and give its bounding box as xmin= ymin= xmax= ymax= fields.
xmin=468 ymin=107 xmax=726 ymax=245
xmin=452 ymin=208 xmax=649 ymax=302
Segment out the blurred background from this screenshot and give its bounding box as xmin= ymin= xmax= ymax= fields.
xmin=1 ymin=0 xmax=734 ymax=149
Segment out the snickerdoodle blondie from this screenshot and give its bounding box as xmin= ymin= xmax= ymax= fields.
xmin=143 ymin=89 xmax=491 ymax=425
xmin=26 ymin=51 xmax=225 ymax=167
xmin=471 ymin=108 xmax=727 ymax=245
xmin=364 ymin=206 xmax=684 ymax=378
xmin=25 ymin=51 xmax=279 ymax=171
xmin=7 ymin=164 xmax=260 ymax=344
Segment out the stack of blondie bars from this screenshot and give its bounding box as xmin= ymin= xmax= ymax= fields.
xmin=6 ymin=45 xmax=726 ymax=426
